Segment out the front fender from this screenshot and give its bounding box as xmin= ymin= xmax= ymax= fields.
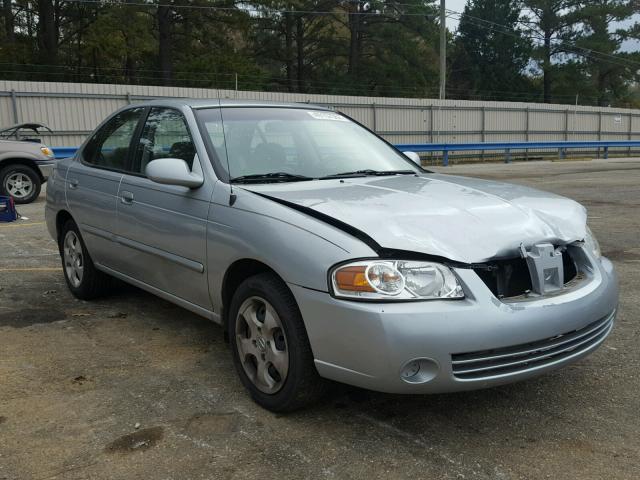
xmin=206 ymin=183 xmax=376 ymax=311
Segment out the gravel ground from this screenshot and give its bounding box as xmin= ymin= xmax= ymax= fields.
xmin=0 ymin=158 xmax=638 ymax=480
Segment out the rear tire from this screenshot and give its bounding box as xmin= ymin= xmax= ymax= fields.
xmin=59 ymin=219 xmax=112 ymax=300
xmin=228 ymin=273 xmax=327 ymax=412
xmin=0 ymin=164 xmax=41 ymax=204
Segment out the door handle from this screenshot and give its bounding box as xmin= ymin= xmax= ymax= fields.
xmin=68 ymin=178 xmax=79 ymax=189
xmin=120 ymin=191 xmax=134 ymax=205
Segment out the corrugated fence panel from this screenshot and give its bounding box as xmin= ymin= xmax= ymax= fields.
xmin=571 ymin=112 xmax=599 ymax=133
xmin=376 ymin=106 xmax=427 ymax=135
xmin=601 ymin=112 xmax=630 ymax=134
xmin=485 ymin=109 xmax=526 ymax=133
xmin=0 ymin=96 xmax=13 ymax=127
xmin=1 ymin=80 xmax=639 ymax=148
xmin=529 ymin=110 xmax=566 ymax=132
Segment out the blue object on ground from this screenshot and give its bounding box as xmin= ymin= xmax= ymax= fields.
xmin=0 ymin=195 xmax=18 ymax=222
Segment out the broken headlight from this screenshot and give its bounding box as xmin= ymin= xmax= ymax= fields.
xmin=330 ymin=260 xmax=464 ymax=301
xmin=583 ymin=225 xmax=601 ymax=259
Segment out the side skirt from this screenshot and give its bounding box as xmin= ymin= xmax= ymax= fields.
xmin=95 ymin=262 xmax=222 ymax=325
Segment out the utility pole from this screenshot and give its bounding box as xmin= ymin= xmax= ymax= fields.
xmin=439 ymin=0 xmax=446 ymax=100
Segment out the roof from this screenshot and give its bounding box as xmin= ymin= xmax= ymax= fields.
xmin=139 ymin=98 xmax=330 ymax=110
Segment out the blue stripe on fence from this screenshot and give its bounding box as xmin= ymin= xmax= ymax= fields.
xmin=395 ymin=141 xmax=640 ymax=166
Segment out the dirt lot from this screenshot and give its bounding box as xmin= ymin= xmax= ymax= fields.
xmin=1 ymin=158 xmax=639 ymax=480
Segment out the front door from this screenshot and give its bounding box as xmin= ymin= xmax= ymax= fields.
xmin=115 ymin=107 xmax=213 ymax=310
xmin=65 ymin=107 xmax=144 ymax=267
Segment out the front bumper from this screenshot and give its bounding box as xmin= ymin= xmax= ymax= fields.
xmin=290 ymin=254 xmax=618 ymax=394
xmin=36 ymin=160 xmax=56 ymax=180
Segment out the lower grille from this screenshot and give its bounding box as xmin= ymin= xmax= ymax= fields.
xmin=451 ymin=311 xmax=615 ymax=381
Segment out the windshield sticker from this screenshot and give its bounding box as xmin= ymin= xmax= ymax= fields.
xmin=307 ymin=111 xmax=348 ymax=121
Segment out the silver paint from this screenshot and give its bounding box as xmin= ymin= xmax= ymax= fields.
xmin=46 ymin=99 xmax=619 ymax=395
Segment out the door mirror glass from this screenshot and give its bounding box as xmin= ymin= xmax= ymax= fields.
xmin=145 ymin=158 xmax=204 ymax=188
xmin=403 ymin=151 xmax=421 ymax=166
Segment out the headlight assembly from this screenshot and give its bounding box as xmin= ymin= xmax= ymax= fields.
xmin=330 ymin=260 xmax=464 ymax=301
xmin=583 ymin=225 xmax=601 ymax=259
xmin=40 ymin=146 xmax=54 ymax=158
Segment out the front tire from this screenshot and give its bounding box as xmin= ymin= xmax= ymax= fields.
xmin=59 ymin=220 xmax=111 ymax=300
xmin=228 ymin=273 xmax=326 ymax=412
xmin=0 ymin=164 xmax=41 ymax=204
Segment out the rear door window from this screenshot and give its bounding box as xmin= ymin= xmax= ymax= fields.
xmin=83 ymin=108 xmax=144 ymax=171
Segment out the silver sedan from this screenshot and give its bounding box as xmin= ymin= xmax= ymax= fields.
xmin=45 ymin=100 xmax=618 ymax=411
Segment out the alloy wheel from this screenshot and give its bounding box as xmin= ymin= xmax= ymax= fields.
xmin=63 ymin=231 xmax=84 ymax=288
xmin=5 ymin=172 xmax=33 ymax=199
xmin=235 ymin=296 xmax=289 ymax=394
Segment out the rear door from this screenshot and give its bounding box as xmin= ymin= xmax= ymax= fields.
xmin=65 ymin=107 xmax=144 ymax=267
xmin=115 ymin=106 xmax=213 ymax=310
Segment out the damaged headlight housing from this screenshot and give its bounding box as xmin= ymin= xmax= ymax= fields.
xmin=330 ymin=260 xmax=464 ymax=300
xmin=583 ymin=225 xmax=601 ymax=259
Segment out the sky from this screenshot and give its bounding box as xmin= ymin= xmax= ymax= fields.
xmin=444 ymin=0 xmax=472 ymax=31
xmin=442 ymin=0 xmax=639 ymax=52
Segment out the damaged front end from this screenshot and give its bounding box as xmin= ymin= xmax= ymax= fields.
xmin=473 ymin=242 xmax=592 ymax=300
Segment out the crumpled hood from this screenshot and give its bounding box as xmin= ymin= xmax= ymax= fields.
xmin=244 ymin=174 xmax=588 ymax=263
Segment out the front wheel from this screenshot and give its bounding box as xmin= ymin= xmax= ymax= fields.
xmin=0 ymin=164 xmax=41 ymax=204
xmin=228 ymin=273 xmax=327 ymax=412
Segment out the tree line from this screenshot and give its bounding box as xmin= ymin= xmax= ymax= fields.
xmin=0 ymin=0 xmax=638 ymax=107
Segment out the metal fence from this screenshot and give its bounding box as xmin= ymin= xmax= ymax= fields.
xmin=2 ymin=80 xmax=640 ymax=159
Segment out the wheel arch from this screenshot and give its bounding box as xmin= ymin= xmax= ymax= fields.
xmin=55 ymin=210 xmax=75 ymax=248
xmin=221 ymin=258 xmax=289 ymax=337
xmin=0 ymin=157 xmax=44 ymax=181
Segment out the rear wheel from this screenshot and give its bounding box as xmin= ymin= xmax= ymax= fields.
xmin=59 ymin=220 xmax=112 ymax=299
xmin=229 ymin=273 xmax=327 ymax=412
xmin=0 ymin=164 xmax=41 ymax=204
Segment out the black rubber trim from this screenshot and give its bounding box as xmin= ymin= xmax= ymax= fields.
xmin=248 ymin=190 xmax=383 ymax=253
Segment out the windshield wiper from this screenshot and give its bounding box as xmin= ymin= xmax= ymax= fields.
xmin=230 ymin=172 xmax=314 ymax=184
xmin=320 ymin=169 xmax=417 ymax=179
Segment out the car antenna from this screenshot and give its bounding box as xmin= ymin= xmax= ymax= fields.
xmin=217 ymin=97 xmax=237 ymax=206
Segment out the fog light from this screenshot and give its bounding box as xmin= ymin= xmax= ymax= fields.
xmin=399 ymin=358 xmax=439 ymax=384
xmin=401 ymin=360 xmax=421 ymax=379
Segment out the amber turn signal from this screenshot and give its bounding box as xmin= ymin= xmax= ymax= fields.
xmin=334 ymin=265 xmax=376 ymax=292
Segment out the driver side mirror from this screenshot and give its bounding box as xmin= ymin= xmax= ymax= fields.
xmin=145 ymin=158 xmax=204 ymax=189
xmin=403 ymin=151 xmax=421 ymax=166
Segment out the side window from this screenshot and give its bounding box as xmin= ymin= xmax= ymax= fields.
xmin=133 ymin=108 xmax=195 ymax=174
xmin=84 ymin=108 xmax=144 ymax=170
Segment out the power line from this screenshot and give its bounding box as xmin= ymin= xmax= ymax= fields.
xmin=445 ymin=8 xmax=640 ymax=69
xmin=59 ymin=0 xmax=640 ymax=69
xmin=28 ymin=0 xmax=640 ymax=68
xmin=62 ymin=0 xmax=437 ymax=17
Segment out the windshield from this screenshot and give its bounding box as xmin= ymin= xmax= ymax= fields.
xmin=195 ymin=107 xmax=420 ymax=181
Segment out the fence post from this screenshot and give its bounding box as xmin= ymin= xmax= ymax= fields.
xmin=504 ymin=148 xmax=511 ymax=163
xmin=628 ymin=113 xmax=633 ymax=157
xmin=429 ymin=105 xmax=434 ymax=144
xmin=598 ymin=111 xmax=602 ymax=141
xmin=564 ymin=109 xmax=569 ymax=141
xmin=481 ymin=106 xmax=486 ymax=162
xmin=372 ymin=102 xmax=377 ymax=133
xmin=604 ymin=146 xmax=609 ymax=160
xmin=525 ymin=106 xmax=530 ymax=161
xmin=10 ymin=89 xmax=19 ymax=124
xmin=443 ymin=149 xmax=449 ymax=166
